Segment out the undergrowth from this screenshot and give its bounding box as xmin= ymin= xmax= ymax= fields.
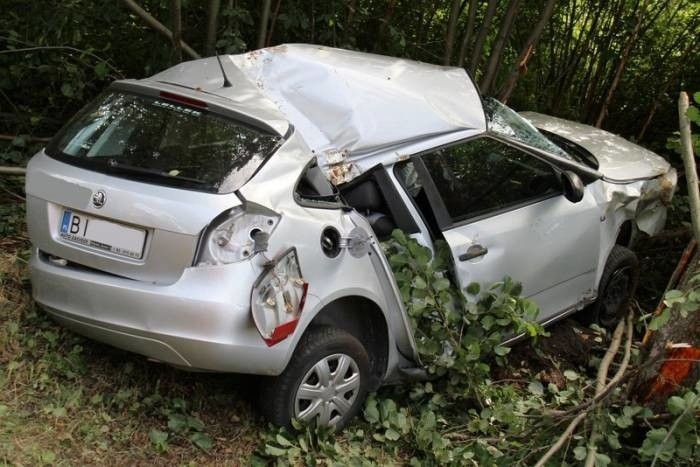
xmin=255 ymin=230 xmax=699 ymax=466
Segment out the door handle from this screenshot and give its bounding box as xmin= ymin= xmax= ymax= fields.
xmin=459 ymin=244 xmax=488 ymax=261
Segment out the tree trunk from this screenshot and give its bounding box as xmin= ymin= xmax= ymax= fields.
xmin=637 ymin=39 xmax=696 ymax=141
xmin=344 ymin=0 xmax=358 ymax=45
xmin=499 ymin=0 xmax=558 ymax=102
xmin=374 ymin=0 xmax=398 ymax=52
xmin=120 ymin=0 xmax=200 ymax=59
xmin=257 ymin=0 xmax=272 ymax=49
xmin=443 ymin=0 xmax=463 ymax=65
xmin=457 ymin=0 xmax=478 ymax=68
xmin=595 ymin=0 xmax=670 ymax=127
xmin=205 ymin=0 xmax=221 ymax=55
xmin=631 ymin=243 xmax=700 ymax=411
xmin=171 ymin=0 xmax=182 ymax=63
xmin=469 ymin=0 xmax=498 ymax=76
xmin=266 ymin=0 xmax=283 ymax=46
xmin=480 ymin=0 xmax=520 ymax=94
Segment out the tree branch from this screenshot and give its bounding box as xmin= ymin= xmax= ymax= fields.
xmin=120 ymin=0 xmax=200 ymax=59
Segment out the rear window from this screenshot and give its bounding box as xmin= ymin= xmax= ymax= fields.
xmin=46 ymin=90 xmax=283 ymax=193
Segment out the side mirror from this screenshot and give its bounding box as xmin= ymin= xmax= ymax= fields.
xmin=562 ymin=170 xmax=585 ymax=203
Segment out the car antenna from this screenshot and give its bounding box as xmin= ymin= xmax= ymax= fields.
xmin=215 ymin=53 xmax=233 ymax=88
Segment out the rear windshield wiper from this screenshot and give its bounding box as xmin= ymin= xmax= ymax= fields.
xmin=105 ymin=158 xmax=208 ymax=185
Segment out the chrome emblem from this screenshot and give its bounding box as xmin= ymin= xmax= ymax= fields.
xmin=92 ymin=190 xmax=107 ymax=209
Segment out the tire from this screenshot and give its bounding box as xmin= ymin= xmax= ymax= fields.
xmin=259 ymin=326 xmax=370 ymax=432
xmin=588 ymin=245 xmax=640 ymax=328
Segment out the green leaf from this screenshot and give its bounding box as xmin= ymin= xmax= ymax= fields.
xmin=384 ymin=428 xmax=400 ymax=441
xmin=167 ymin=413 xmax=188 ymax=432
xmin=528 ymin=381 xmax=544 ymax=396
xmin=413 ymin=276 xmax=427 ymax=290
xmin=264 ymin=444 xmax=287 ymax=456
xmin=573 ymin=446 xmax=587 ymax=460
xmin=364 ymin=397 xmax=379 ymax=424
xmin=432 ymin=277 xmax=450 ymax=291
xmin=563 ymin=370 xmax=579 ymax=381
xmin=649 ymin=309 xmax=671 ymax=331
xmin=60 ymin=82 xmax=74 ymax=98
xmin=190 ymin=432 xmax=213 ymax=450
xmin=594 ymin=452 xmax=611 ymax=467
xmin=687 ymin=106 xmax=700 ymax=125
xmin=465 ymin=282 xmax=480 ymax=295
xmin=493 ymin=345 xmax=510 ymax=356
xmin=667 ymin=396 xmax=686 ymax=415
xmin=94 ymin=61 xmax=109 ymax=79
xmin=693 ymin=92 xmax=700 ymax=104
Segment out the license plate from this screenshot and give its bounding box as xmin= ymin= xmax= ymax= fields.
xmin=59 ymin=210 xmax=146 ymax=259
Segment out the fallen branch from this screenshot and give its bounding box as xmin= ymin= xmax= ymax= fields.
xmin=0 ymin=167 xmax=26 ymax=176
xmin=536 ymin=314 xmax=632 ymax=467
xmin=0 ymin=134 xmax=52 ymax=143
xmin=120 ymin=0 xmax=201 ymax=59
xmin=0 ymin=45 xmax=124 ymax=78
xmin=584 ymin=313 xmax=633 ymax=467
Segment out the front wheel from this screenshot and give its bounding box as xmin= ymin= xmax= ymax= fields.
xmin=259 ymin=326 xmax=369 ymax=432
xmin=589 ymin=245 xmax=640 ymax=328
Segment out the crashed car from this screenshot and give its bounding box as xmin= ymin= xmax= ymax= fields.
xmin=25 ymin=44 xmax=676 ymax=430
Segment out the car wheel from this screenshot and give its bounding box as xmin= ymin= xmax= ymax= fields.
xmin=260 ymin=326 xmax=369 ymax=432
xmin=589 ymin=245 xmax=639 ymax=328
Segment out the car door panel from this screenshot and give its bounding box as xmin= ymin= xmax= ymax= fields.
xmin=442 ymin=189 xmax=600 ymax=321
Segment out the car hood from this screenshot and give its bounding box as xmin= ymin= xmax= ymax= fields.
xmin=520 ymin=112 xmax=670 ymax=181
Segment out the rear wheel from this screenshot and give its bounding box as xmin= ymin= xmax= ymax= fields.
xmin=260 ymin=326 xmax=369 ymax=432
xmin=588 ymin=245 xmax=639 ymax=328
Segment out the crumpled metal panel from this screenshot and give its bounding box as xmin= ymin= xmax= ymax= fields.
xmin=229 ymin=44 xmax=486 ymax=159
xmin=520 ymin=112 xmax=671 ymax=181
xmin=592 ymin=168 xmax=677 ymax=236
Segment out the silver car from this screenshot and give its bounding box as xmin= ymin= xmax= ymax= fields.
xmin=26 ymin=44 xmax=676 ymax=430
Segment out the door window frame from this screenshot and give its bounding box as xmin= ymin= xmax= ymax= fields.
xmin=394 ymin=134 xmax=584 ymax=231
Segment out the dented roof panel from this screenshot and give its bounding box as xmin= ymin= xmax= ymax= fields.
xmin=148 ymin=44 xmax=485 ymax=159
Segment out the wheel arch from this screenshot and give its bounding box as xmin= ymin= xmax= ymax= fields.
xmin=299 ymin=295 xmax=390 ymax=391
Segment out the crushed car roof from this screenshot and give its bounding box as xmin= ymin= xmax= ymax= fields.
xmin=144 ymin=44 xmax=486 ymax=159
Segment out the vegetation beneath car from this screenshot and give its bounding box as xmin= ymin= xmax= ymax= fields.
xmin=254 ymin=230 xmax=699 ymax=465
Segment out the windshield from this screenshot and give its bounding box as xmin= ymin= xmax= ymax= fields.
xmin=46 ymin=91 xmax=283 ymax=193
xmin=484 ymin=98 xmax=574 ymax=161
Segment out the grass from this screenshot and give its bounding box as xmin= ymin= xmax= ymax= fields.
xmin=0 ymin=237 xmax=265 ymax=465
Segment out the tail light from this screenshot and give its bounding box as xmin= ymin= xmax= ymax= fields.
xmin=196 ymin=203 xmax=280 ymax=265
xmin=251 ymin=248 xmax=308 ymax=346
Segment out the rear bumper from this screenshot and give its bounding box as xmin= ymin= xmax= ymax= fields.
xmin=30 ymin=250 xmax=293 ymax=374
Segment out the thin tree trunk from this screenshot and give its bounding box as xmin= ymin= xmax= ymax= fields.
xmin=443 ymin=0 xmax=463 ymax=65
xmin=171 ymin=0 xmax=182 ymax=63
xmin=469 ymin=0 xmax=498 ymax=76
xmin=637 ymin=38 xmax=697 ymax=141
xmin=205 ymin=0 xmax=221 ymax=55
xmin=594 ymin=0 xmax=647 ymax=127
xmin=344 ymin=0 xmax=357 ymax=44
xmin=375 ymin=0 xmax=398 ymax=52
xmin=120 ymin=0 xmax=200 ymax=59
xmin=257 ymin=0 xmax=272 ymax=49
xmin=480 ymin=0 xmax=520 ymax=94
xmin=266 ymin=0 xmax=283 ymax=46
xmin=499 ymin=0 xmax=558 ymax=102
xmin=457 ymin=0 xmax=478 ymax=68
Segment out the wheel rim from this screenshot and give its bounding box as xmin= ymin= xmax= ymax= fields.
xmin=600 ymin=266 xmax=632 ymax=327
xmin=294 ymin=353 xmax=361 ymax=427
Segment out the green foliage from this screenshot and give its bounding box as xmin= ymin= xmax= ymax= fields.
xmin=647 ymin=272 xmax=700 ymax=331
xmin=254 ymin=231 xmax=699 ymax=466
xmin=638 ymin=381 xmax=700 ymax=464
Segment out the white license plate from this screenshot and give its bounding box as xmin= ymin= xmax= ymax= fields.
xmin=59 ymin=210 xmax=146 ymax=259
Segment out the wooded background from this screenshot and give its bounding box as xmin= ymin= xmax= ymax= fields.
xmin=0 ymin=0 xmax=698 ymax=167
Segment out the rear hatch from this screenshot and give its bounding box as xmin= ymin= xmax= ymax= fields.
xmin=26 ymin=88 xmax=284 ymax=284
